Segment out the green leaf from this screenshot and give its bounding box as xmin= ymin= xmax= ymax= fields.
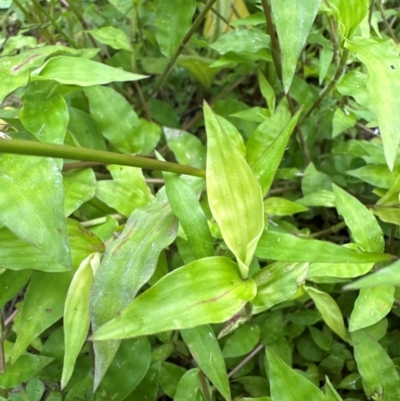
xmin=296 ymin=190 xmax=336 ymax=208
xmin=20 ymin=81 xmax=69 ymax=145
xmin=258 ymin=69 xmax=275 ymax=112
xmin=344 ymin=259 xmax=400 ymax=289
xmin=252 ymin=262 xmax=309 ymax=309
xmin=324 ymin=376 xmax=344 ymax=401
xmin=264 ymin=197 xmax=308 ymax=216
xmin=97 ymin=337 xmax=151 ymax=400
xmin=174 ymin=369 xmax=207 ymax=401
xmin=307 ymin=262 xmax=373 ymax=279
xmin=0 ymin=69 xmax=29 ymax=104
xmin=352 ymin=329 xmax=400 ymax=400
xmin=26 ymin=378 xmax=45 ymax=401
xmin=96 ymin=165 xmax=153 ymax=216
xmin=252 ymin=108 xmax=302 ymax=196
xmin=129 ymin=362 xmax=160 ymax=401
xmin=255 ymin=231 xmax=391 ymax=263
xmin=63 ymin=168 xmax=96 ymax=217
xmin=85 ymin=86 xmax=143 ymax=154
xmin=62 ymin=253 xmax=101 ymax=389
xmin=0 ymin=269 xmax=32 ymax=308
xmin=92 ymin=256 xmax=256 ymax=340
xmin=88 ymin=26 xmax=131 ymax=51
xmin=0 ymin=342 xmax=53 ymax=390
xmin=155 ymin=0 xmax=196 ymax=57
xmin=304 ymin=286 xmax=348 ymax=342
xmin=181 ymin=325 xmax=231 ymax=401
xmin=329 ymin=0 xmax=369 ymax=38
xmin=349 ymin=286 xmax=394 ymax=331
xmin=333 ymin=184 xmax=384 ymax=253
xmin=205 ymin=102 xmax=264 ymax=278
xmin=266 ymin=348 xmax=328 ymax=401
xmin=164 ymin=127 xmax=206 ymax=169
xmin=11 ymin=269 xmax=73 ymax=363
xmin=90 ymin=195 xmax=177 ymax=389
xmin=222 ymin=323 xmax=260 ymax=358
xmin=210 ymin=28 xmax=271 ymax=55
xmin=349 ymin=38 xmax=400 ymax=170
xmin=178 ymin=55 xmax=221 ymax=89
xmin=163 ymin=172 xmax=213 ymax=259
xmin=38 ymin=56 xmax=146 ymax=86
xmin=270 ymin=0 xmax=322 ymax=92
xmin=0 ymin=155 xmax=71 ymax=269
xmin=159 ymin=362 xmax=186 ymax=398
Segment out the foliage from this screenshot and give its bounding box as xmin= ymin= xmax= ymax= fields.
xmin=1 ymin=0 xmax=400 ymax=400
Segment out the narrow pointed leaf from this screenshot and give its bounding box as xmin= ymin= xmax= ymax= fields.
xmin=62 ymin=253 xmax=101 ymax=390
xmin=92 ymin=257 xmax=256 ymax=340
xmin=267 ymin=348 xmax=328 ymax=401
xmin=333 ymin=184 xmax=384 ymax=253
xmin=352 ymin=329 xmax=400 ymax=400
xmin=350 ymin=38 xmax=400 ymax=170
xmin=0 ymin=154 xmax=71 ymax=269
xmin=252 ymin=109 xmax=302 ymax=196
xmin=304 ymin=286 xmax=348 ymax=342
xmin=38 ymin=56 xmax=146 ymax=86
xmin=205 ymin=102 xmax=264 ymax=278
xmin=90 ymin=195 xmax=177 ymax=389
xmin=181 ymin=325 xmax=231 ymax=401
xmin=163 ymin=172 xmax=213 ymax=259
xmin=174 ymin=369 xmax=207 ymax=401
xmin=255 ymin=231 xmax=391 ymax=263
xmin=270 ymin=0 xmax=322 ymax=92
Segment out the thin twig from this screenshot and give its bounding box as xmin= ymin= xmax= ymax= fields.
xmin=378 ymin=0 xmax=398 ymax=43
xmin=227 ymin=344 xmax=265 ymax=378
xmin=200 ymin=0 xmax=234 ymax=29
xmin=148 ymin=0 xmax=219 ymax=99
xmin=309 ymin=221 xmax=347 ymax=239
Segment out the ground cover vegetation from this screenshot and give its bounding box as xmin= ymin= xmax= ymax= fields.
xmin=1 ymin=0 xmax=400 ymax=399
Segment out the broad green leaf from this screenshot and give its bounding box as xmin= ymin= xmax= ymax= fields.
xmin=252 ymin=262 xmax=309 ymax=308
xmin=0 ymin=155 xmax=71 ymax=269
xmin=0 ymin=69 xmax=29 ymax=104
xmin=85 ymin=86 xmax=143 ymax=154
xmin=349 ymin=38 xmax=400 ymax=170
xmin=264 ymin=197 xmax=308 ymax=216
xmin=0 ymin=342 xmax=53 ymax=389
xmin=205 ymin=102 xmax=264 ymax=278
xmin=90 ymin=195 xmax=177 ymax=389
xmin=26 ymin=378 xmax=45 ymax=401
xmin=67 ymin=107 xmax=106 ymax=150
xmin=63 ymin=168 xmax=96 ymax=217
xmin=329 ymin=0 xmax=368 ymax=38
xmin=129 ymin=362 xmax=160 ymax=401
xmin=255 ymin=231 xmax=391 ymax=263
xmin=258 ymin=69 xmax=275 ymax=112
xmin=92 ymin=257 xmax=256 ymax=340
xmin=38 ymin=56 xmax=146 ymax=86
xmin=349 ymin=286 xmax=394 ymax=331
xmin=352 ymin=329 xmax=400 ymax=400
xmin=304 ymin=286 xmax=348 ymax=342
xmin=62 ymin=253 xmax=101 ymax=389
xmin=97 ymin=337 xmax=151 ymax=400
xmin=347 ymin=164 xmax=400 ymax=188
xmin=181 ymin=325 xmax=231 ymax=401
xmin=247 ymin=99 xmax=291 ymax=165
xmin=163 ymin=172 xmax=214 ymax=259
xmin=333 ymin=184 xmax=384 ymax=253
xmin=345 ymin=259 xmax=400 ymax=289
xmin=252 ymin=109 xmax=302 ymax=196
xmin=216 ymin=114 xmax=246 ymax=157
xmin=266 ymin=348 xmax=328 ymax=401
xmin=88 ymin=26 xmax=131 ymax=51
xmin=164 ymin=127 xmax=206 ymax=169
xmin=96 ymin=165 xmax=152 ymax=216
xmin=159 ymin=362 xmax=186 ymax=398
xmin=0 ymin=269 xmax=32 ymax=308
xmin=307 ymin=262 xmax=373 ymax=279
xmin=296 ymin=190 xmax=336 ymax=208
xmin=174 ymin=369 xmax=207 ymax=401
xmin=269 ymin=0 xmax=322 ymax=92
xmin=155 ymin=0 xmax=196 ymax=57
xmin=210 ymin=28 xmax=270 ymax=55
xmin=20 ymin=81 xmax=69 ymax=145
xmin=222 ymin=323 xmax=260 ymax=358
xmin=11 ymin=269 xmax=73 ymax=363
xmin=332 ymin=108 xmax=356 ymax=138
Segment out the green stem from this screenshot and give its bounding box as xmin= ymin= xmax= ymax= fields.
xmin=0 ymin=139 xmax=206 ymax=178
xmin=147 ymin=0 xmax=219 ymax=99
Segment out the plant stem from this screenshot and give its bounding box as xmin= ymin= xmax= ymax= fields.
xmin=147 ymin=0 xmax=219 ymax=99
xmin=378 ymin=0 xmax=398 ymax=43
xmin=0 ymin=139 xmax=206 ymax=178
xmin=227 ymin=343 xmax=265 ymax=378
